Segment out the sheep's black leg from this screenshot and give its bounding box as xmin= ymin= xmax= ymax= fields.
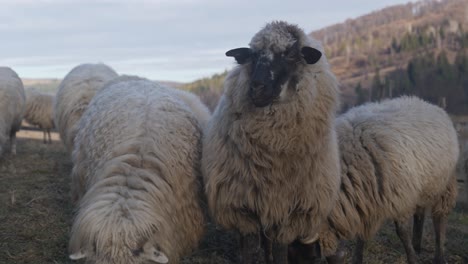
xmin=43 ymin=130 xmax=47 ymax=144
xmin=272 ymin=242 xmax=288 ymax=264
xmin=48 ymin=129 xmax=52 ymax=144
xmin=240 ymin=233 xmax=262 ymax=264
xmin=395 ymin=219 xmax=418 ymax=264
xmin=412 ymin=207 xmax=425 ymax=254
xmin=9 ymin=131 xmax=17 ymax=155
xmin=432 ymin=214 xmax=448 ymax=264
xmin=351 ymin=238 xmax=365 ymax=264
xmin=262 ymin=233 xmax=273 ymax=264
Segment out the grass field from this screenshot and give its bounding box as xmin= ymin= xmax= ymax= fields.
xmin=0 ymin=131 xmax=467 ymax=264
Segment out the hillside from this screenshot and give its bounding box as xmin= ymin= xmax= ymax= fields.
xmin=22 ymin=78 xmax=61 ymax=93
xmin=183 ymin=0 xmax=468 ymax=113
xmin=313 ymin=0 xmax=468 ymax=111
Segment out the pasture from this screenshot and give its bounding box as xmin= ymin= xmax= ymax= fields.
xmin=0 ymin=130 xmax=467 ymax=264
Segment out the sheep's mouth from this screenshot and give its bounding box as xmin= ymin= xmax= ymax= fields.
xmin=249 ymin=85 xmax=280 ymax=107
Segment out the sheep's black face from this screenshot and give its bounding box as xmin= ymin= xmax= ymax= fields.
xmin=226 ymin=45 xmax=322 ymax=107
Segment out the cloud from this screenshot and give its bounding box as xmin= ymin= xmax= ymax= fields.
xmin=0 ymin=0 xmax=411 ymax=82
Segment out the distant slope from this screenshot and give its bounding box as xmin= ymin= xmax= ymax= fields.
xmin=184 ymin=0 xmax=468 ymax=113
xmin=311 ymin=0 xmax=468 ymax=109
xmin=22 ymin=79 xmax=61 ymax=93
xmin=180 ymin=71 xmax=227 ymax=111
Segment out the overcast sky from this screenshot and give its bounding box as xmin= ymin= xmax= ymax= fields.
xmin=0 ymin=0 xmax=412 ymax=82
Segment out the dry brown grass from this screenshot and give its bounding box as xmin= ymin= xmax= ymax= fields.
xmin=0 ymin=132 xmax=74 ymax=264
xmin=0 ymin=131 xmax=467 ymax=264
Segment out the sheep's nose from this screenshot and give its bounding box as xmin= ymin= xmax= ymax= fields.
xmin=251 ymin=80 xmax=265 ymax=90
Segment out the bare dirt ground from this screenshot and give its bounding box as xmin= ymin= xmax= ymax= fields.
xmin=0 ymin=131 xmax=467 ymax=264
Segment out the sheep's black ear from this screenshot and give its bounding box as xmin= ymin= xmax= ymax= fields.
xmin=226 ymin=48 xmax=252 ymax=64
xmin=301 ymin=47 xmax=322 ymax=64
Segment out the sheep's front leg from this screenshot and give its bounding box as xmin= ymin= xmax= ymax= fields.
xmin=432 ymin=214 xmax=448 ymax=264
xmin=48 ymin=129 xmax=52 ymax=144
xmin=240 ymin=233 xmax=262 ymax=264
xmin=9 ymin=131 xmax=17 ymax=155
xmin=395 ymin=219 xmax=418 ymax=264
xmin=271 ymin=242 xmax=288 ymax=264
xmin=43 ymin=130 xmax=47 ymax=144
xmin=412 ymin=207 xmax=425 ymax=254
xmin=262 ymin=233 xmax=273 ymax=263
xmin=351 ymin=238 xmax=365 ymax=264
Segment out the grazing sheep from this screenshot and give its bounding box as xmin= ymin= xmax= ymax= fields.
xmin=69 ymin=76 xmax=206 ymax=264
xmin=53 ymin=63 xmax=118 ymax=152
xmin=0 ymin=67 xmax=26 ymax=156
xmin=24 ymin=88 xmax=55 ymax=144
xmin=202 ymin=21 xmax=341 ymax=263
xmin=91 ymin=74 xmax=211 ymax=128
xmin=289 ymin=96 xmax=459 ymax=264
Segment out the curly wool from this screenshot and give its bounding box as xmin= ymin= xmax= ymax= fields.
xmin=69 ymin=76 xmax=206 ymax=264
xmin=318 ymin=96 xmax=459 ymax=255
xmin=0 ymin=67 xmax=25 ymax=155
xmin=53 ymin=63 xmax=118 ymax=152
xmin=203 ymin=21 xmax=341 ymax=243
xmin=170 ymin=88 xmax=211 ymax=128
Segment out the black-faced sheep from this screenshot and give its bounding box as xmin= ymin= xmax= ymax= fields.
xmin=53 ymin=63 xmax=118 ymax=152
xmin=24 ymin=88 xmax=55 ymax=144
xmin=202 ymin=21 xmax=341 ymax=263
xmin=0 ymin=67 xmax=26 ymax=156
xmin=289 ymin=96 xmax=459 ymax=264
xmin=69 ymin=76 xmax=207 ymax=264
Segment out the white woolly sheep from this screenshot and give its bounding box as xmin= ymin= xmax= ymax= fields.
xmin=69 ymin=76 xmax=206 ymax=264
xmin=289 ymin=96 xmax=459 ymax=264
xmin=24 ymin=88 xmax=55 ymax=144
xmin=53 ymin=63 xmax=118 ymax=152
xmin=170 ymin=88 xmax=211 ymax=128
xmin=0 ymin=67 xmax=26 ymax=156
xmin=202 ymin=21 xmax=341 ymax=263
xmin=88 ymin=74 xmax=211 ymax=128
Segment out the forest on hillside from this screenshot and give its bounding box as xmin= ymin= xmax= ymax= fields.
xmin=182 ymin=0 xmax=468 ymax=114
xmin=358 ymin=51 xmax=468 ymax=114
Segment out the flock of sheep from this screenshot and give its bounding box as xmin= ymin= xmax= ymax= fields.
xmin=0 ymin=21 xmax=461 ymax=264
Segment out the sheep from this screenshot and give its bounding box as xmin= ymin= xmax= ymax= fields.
xmin=68 ymin=76 xmax=206 ymax=264
xmin=288 ymin=96 xmax=459 ymax=264
xmin=202 ymin=21 xmax=341 ymax=263
xmin=170 ymin=88 xmax=211 ymax=128
xmin=53 ymin=63 xmax=118 ymax=152
xmin=0 ymin=67 xmax=26 ymax=156
xmin=23 ymin=88 xmax=55 ymax=144
xmin=85 ymin=74 xmax=210 ymax=128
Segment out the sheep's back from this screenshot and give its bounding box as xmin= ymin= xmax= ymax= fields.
xmin=70 ymin=78 xmax=205 ymax=263
xmin=54 ymin=63 xmax=118 ymax=152
xmin=169 ymin=88 xmax=211 ymax=128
